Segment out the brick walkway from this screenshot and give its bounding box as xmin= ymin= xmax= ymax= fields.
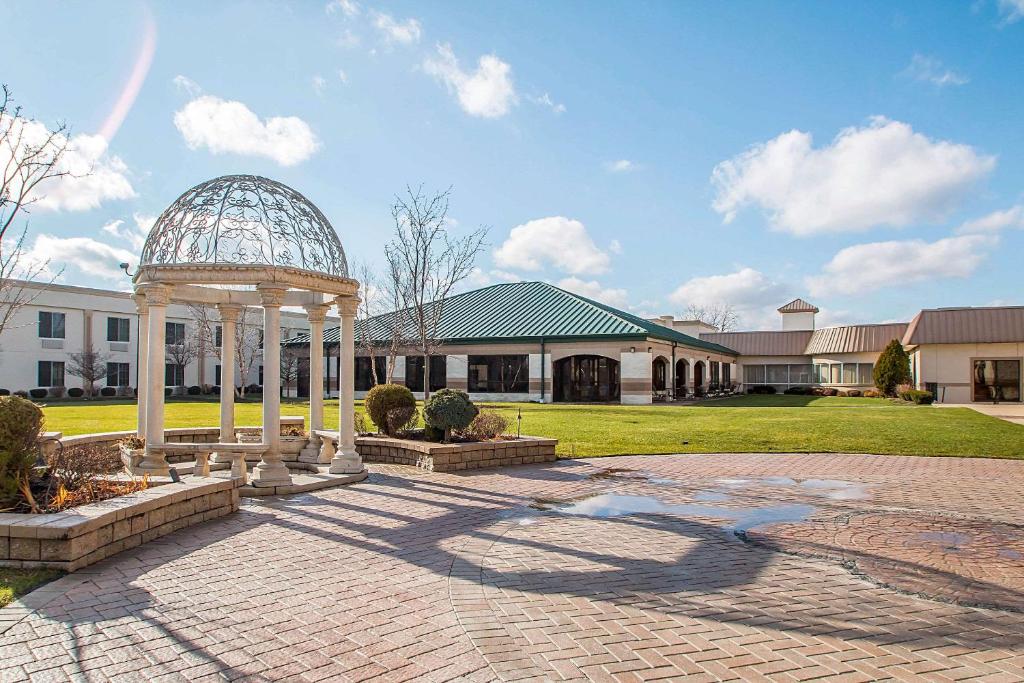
xmin=1 ymin=453 xmax=1023 ymax=682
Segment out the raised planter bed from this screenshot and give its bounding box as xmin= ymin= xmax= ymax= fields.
xmin=0 ymin=476 xmax=241 ymax=572
xmin=356 ymin=435 xmax=557 ymax=472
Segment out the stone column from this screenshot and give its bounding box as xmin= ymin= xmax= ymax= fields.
xmin=217 ymin=304 xmax=243 ymax=443
xmin=330 ymin=296 xmax=363 ymax=474
xmin=133 ymin=293 xmax=149 ymax=437
xmin=619 ymin=350 xmax=653 ymax=405
xmin=138 ymin=284 xmax=171 ymax=475
xmin=252 ymin=286 xmax=291 ymax=487
xmin=305 ymin=303 xmax=329 ymax=432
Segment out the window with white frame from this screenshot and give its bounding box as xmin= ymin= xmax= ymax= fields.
xmin=106 ymin=362 xmax=130 ymax=386
xmin=107 ymin=317 xmax=130 ymax=342
xmin=38 ymin=361 xmax=65 ymax=387
xmin=165 ymin=364 xmax=185 ymax=386
xmin=166 ymin=322 xmax=186 ymax=345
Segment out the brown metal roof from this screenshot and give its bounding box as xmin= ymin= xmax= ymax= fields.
xmin=804 ymin=323 xmax=908 ymax=355
xmin=700 ymin=330 xmax=813 ymax=356
xmin=778 ymin=298 xmax=819 ymax=313
xmin=903 ymin=307 xmax=1024 ymax=346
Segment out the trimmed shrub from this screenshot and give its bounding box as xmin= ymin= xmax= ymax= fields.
xmin=164 ymin=387 xmax=172 ymax=397
xmin=460 ymin=409 xmax=510 ymax=441
xmin=820 ymin=387 xmax=839 ymax=397
xmin=748 ymin=385 xmax=776 ymax=395
xmin=47 ymin=386 xmax=66 ymax=398
xmin=13 ymin=390 xmax=28 ymax=398
xmin=783 ymin=386 xmax=807 ymax=395
xmin=29 ymin=388 xmax=47 ymax=399
xmin=100 ymin=386 xmax=116 ymax=397
xmin=67 ymin=387 xmax=84 ymax=398
xmin=846 ymin=389 xmax=862 ymax=397
xmin=0 ymin=395 xmax=44 ymax=509
xmin=365 ymin=383 xmax=417 ymax=436
xmin=187 ymin=385 xmax=202 ymax=395
xmin=246 ymin=383 xmax=262 ymax=395
xmin=423 ymin=388 xmax=478 ymax=441
xmin=212 ymin=385 xmax=221 ymax=395
xmin=386 ymin=406 xmax=419 ymax=435
xmin=863 ymin=389 xmax=882 ymax=398
xmin=899 ymin=389 xmax=934 ymax=405
xmin=874 ymin=339 xmax=912 ymax=396
xmin=0 ymin=389 xmax=8 ymax=396
xmin=201 ymin=384 xmax=214 ymax=395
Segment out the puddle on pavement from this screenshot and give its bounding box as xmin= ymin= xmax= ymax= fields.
xmin=537 ymin=492 xmax=814 ymax=533
xmin=693 ymin=490 xmax=731 ymax=502
xmin=798 ymin=479 xmax=871 ymax=500
xmin=998 ymin=548 xmax=1023 ymax=560
xmin=914 ymin=531 xmax=973 ymax=551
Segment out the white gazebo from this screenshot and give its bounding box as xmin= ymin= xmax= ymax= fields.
xmin=130 ymin=174 xmax=362 ymax=487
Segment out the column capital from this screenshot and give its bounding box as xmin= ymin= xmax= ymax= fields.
xmin=131 ymin=292 xmax=149 ymax=315
xmin=335 ymin=296 xmax=360 ymax=317
xmin=257 ymin=285 xmax=288 ymax=308
xmin=135 ymin=284 xmax=172 ymax=306
xmin=216 ymin=302 xmax=245 ymax=323
xmin=304 ymin=303 xmax=331 ymax=324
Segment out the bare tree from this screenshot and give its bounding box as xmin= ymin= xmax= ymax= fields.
xmin=187 ymin=304 xmax=263 ymax=397
xmin=280 ymin=346 xmax=304 ymax=398
xmin=0 ymin=85 xmax=69 ymax=339
xmin=165 ymin=334 xmax=198 ymax=387
xmin=66 ymin=342 xmax=109 ymax=397
xmin=354 ymin=261 xmax=411 ymax=385
xmin=384 ymin=186 xmax=486 ymax=399
xmin=685 ymin=303 xmax=738 ymax=333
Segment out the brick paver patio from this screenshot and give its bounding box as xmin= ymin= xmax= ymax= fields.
xmin=1 ymin=452 xmax=1023 ymax=682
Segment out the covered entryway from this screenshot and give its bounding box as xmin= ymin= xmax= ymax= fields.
xmin=554 ymin=355 xmax=620 ymax=402
xmin=675 ymin=359 xmax=689 ymax=398
xmin=652 ymin=357 xmax=669 ymax=393
xmin=693 ymin=360 xmax=705 ymax=396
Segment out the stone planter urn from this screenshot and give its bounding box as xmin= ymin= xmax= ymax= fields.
xmin=119 ymin=441 xmax=145 ymax=472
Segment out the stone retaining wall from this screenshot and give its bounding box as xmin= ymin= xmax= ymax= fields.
xmin=0 ymin=477 xmax=240 ymax=572
xmin=356 ymin=435 xmax=557 ymax=472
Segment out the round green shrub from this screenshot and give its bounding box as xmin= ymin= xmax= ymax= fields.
xmin=0 ymin=395 xmax=44 ymax=509
xmin=423 ymin=388 xmax=478 ymax=441
xmin=187 ymin=385 xmax=202 ymax=395
xmin=364 ymin=383 xmax=417 ymax=436
xmin=29 ymin=388 xmax=47 ymax=399
xmin=100 ymin=386 xmax=116 ymax=397
xmin=67 ymin=387 xmax=84 ymax=398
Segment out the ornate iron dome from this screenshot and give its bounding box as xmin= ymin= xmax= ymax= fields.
xmin=140 ymin=175 xmax=349 ymax=277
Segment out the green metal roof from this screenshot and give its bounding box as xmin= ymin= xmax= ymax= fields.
xmin=284 ymin=280 xmax=737 ymax=355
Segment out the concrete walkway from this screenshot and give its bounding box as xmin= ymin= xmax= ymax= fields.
xmin=1 ymin=453 xmax=1022 ymax=681
xmin=938 ymin=401 xmax=1024 ymax=426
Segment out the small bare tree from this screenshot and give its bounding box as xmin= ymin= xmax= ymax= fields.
xmin=66 ymin=342 xmax=109 ymax=397
xmin=280 ymin=346 xmax=304 ymax=398
xmin=187 ymin=304 xmax=263 ymax=396
xmin=685 ymin=303 xmax=738 ymax=332
xmin=384 ymin=186 xmax=486 ymax=399
xmin=0 ymin=85 xmax=69 ymax=339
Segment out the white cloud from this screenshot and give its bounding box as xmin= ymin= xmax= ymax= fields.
xmin=423 ymin=43 xmax=517 ymax=118
xmin=806 ymin=234 xmax=997 ymax=297
xmin=998 ymin=0 xmax=1024 ymax=23
xmin=172 ymin=75 xmax=202 ymax=97
xmin=337 ymin=69 xmax=349 ymax=84
xmin=604 ymin=159 xmax=639 ymax=173
xmin=22 ymin=233 xmax=137 ymax=283
xmin=337 ymin=29 xmax=361 ymax=49
xmin=462 ymin=267 xmax=522 ymax=290
xmin=494 ymin=217 xmax=611 ymax=275
xmin=325 ymin=0 xmax=359 ymax=17
xmin=956 ymin=205 xmax=1024 ymax=233
xmin=373 ymin=12 xmax=421 ymax=45
xmin=527 ymin=92 xmax=565 ymax=114
xmin=100 ymin=214 xmax=153 ymax=253
xmin=901 ymin=54 xmax=969 ymax=87
xmin=609 ymin=239 xmax=622 ymax=254
xmin=312 ymin=75 xmax=327 ymax=95
xmin=712 ymin=117 xmax=995 ymax=235
xmin=557 ymin=277 xmax=630 ymax=309
xmin=173 ymin=95 xmax=320 ymax=166
xmin=669 ymin=267 xmax=790 ymax=314
xmin=0 ymin=115 xmax=135 ymax=212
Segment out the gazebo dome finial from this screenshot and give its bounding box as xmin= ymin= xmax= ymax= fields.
xmin=140 ymin=174 xmax=348 ymax=277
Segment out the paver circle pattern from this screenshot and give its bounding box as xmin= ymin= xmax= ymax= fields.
xmin=0 ymin=452 xmax=1022 ymax=682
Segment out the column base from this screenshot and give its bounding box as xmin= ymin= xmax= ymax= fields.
xmin=329 ymin=449 xmax=363 ymax=474
xmin=250 ymin=460 xmax=292 ymax=487
xmin=136 ymin=447 xmax=170 ymax=477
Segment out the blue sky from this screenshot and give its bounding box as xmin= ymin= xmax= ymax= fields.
xmin=4 ymin=0 xmax=1023 ymax=329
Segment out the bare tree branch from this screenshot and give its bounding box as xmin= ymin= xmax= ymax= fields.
xmin=684 ymin=303 xmax=738 ymax=333
xmin=66 ymin=341 xmax=110 ymax=397
xmin=384 ymin=185 xmax=487 ymax=398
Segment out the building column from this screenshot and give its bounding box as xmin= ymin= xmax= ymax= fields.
xmin=620 ymin=350 xmax=653 ymax=405
xmin=331 ymin=296 xmax=363 ymax=474
xmin=133 ymin=293 xmax=149 ymax=437
xmin=217 ymin=304 xmax=243 ymax=442
xmin=305 ymin=303 xmax=329 ymax=432
xmin=252 ymin=286 xmax=291 ymax=487
xmin=138 ymin=284 xmax=170 ymax=475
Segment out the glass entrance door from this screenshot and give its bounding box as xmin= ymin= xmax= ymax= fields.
xmin=973 ymin=360 xmax=1021 ymax=402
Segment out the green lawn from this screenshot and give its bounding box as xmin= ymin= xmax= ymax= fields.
xmin=0 ymin=568 xmax=61 ymax=608
xmin=38 ymin=395 xmax=1024 ymax=459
